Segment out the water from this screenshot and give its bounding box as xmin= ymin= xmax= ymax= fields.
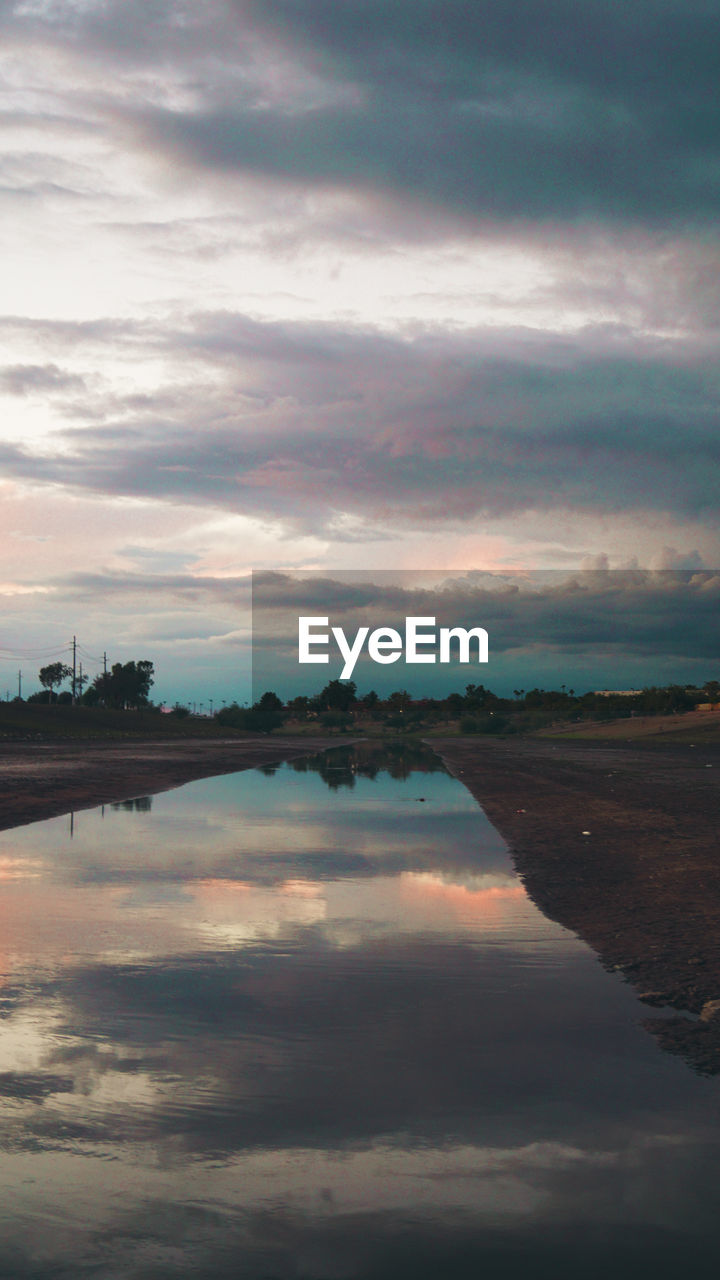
xmin=0 ymin=743 xmax=718 ymax=1277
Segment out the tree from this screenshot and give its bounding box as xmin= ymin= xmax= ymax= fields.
xmin=319 ymin=679 xmax=357 ymax=713
xmin=217 ymin=694 xmax=285 ymax=731
xmin=286 ymin=694 xmax=311 ymax=721
xmin=387 ymin=689 xmax=411 ymax=712
xmin=245 ymin=690 xmax=284 ymax=733
xmin=38 ymin=662 xmax=72 ymax=703
xmin=90 ymin=660 xmax=154 ymax=709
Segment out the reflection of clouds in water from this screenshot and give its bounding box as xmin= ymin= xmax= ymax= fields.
xmin=399 ymin=870 xmax=526 ymax=920
xmin=319 ymin=871 xmax=547 ymax=949
xmin=0 ymin=757 xmax=718 ymax=1275
xmin=0 ymin=803 xmax=494 ymax=890
xmin=0 ymin=761 xmax=500 ymax=894
xmin=0 ymin=764 xmax=517 ymax=978
xmin=1 ymin=1125 xmax=719 ymax=1277
xmin=0 ymin=876 xmax=333 ymax=976
xmin=194 ymin=877 xmax=328 ymax=948
xmin=0 ymin=854 xmax=46 ymax=881
xmin=0 ymin=1003 xmax=67 ymax=1077
xmin=1 ymin=933 xmax=709 ymax=1168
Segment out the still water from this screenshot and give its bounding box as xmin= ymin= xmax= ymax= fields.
xmin=0 ymin=743 xmax=718 ymax=1278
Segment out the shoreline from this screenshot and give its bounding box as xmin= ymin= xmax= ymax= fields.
xmin=0 ymin=737 xmax=347 ymax=834
xmin=430 ymin=735 xmax=720 ymax=1075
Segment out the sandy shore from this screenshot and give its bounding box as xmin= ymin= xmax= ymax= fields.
xmin=431 ymin=736 xmax=720 ymax=1075
xmin=0 ymin=737 xmax=344 ymax=833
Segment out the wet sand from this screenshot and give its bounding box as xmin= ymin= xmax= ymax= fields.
xmin=0 ymin=737 xmax=344 ymax=834
xmin=431 ymin=736 xmax=720 ymax=1075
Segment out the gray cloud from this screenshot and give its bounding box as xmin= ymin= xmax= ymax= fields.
xmin=252 ymin=569 xmax=720 ymax=665
xmin=0 ymin=0 xmax=243 ymax=65
xmin=0 ymin=363 xmax=85 ymax=395
xmin=116 ymin=0 xmax=720 ymax=227
xmin=60 ymin=569 xmax=250 ymax=605
xmin=2 ymin=313 xmax=718 ymax=532
xmin=28 ymin=933 xmax=708 ymax=1155
xmin=0 ymin=315 xmax=144 ymax=347
xmin=3 ymin=2 xmax=719 ymax=230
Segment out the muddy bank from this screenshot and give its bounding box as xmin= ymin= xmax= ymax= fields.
xmin=0 ymin=737 xmax=345 ymax=834
xmin=430 ymin=736 xmax=720 ymax=1075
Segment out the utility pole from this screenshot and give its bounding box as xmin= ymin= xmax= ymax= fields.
xmin=18 ymin=670 xmax=22 ymax=700
xmin=72 ymin=635 xmax=77 ymax=705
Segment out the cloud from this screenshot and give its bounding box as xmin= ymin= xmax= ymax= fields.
xmin=107 ymin=0 xmax=720 ymax=228
xmin=20 ymin=931 xmax=698 ymax=1157
xmin=1 ymin=313 xmax=718 ymax=534
xmin=4 ymin=2 xmax=719 ymax=233
xmin=252 ymin=568 xmax=720 ymax=666
xmin=60 ymin=568 xmax=250 ymax=603
xmin=0 ymin=0 xmax=717 ymax=662
xmin=0 ymin=363 xmax=85 ymax=395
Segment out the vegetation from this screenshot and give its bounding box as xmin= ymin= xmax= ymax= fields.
xmin=210 ymin=677 xmax=720 ymax=737
xmin=38 ymin=662 xmax=72 ymax=702
xmin=30 ymin=659 xmax=155 ymax=709
xmin=0 ymin=701 xmax=232 ymax=741
xmin=4 ymin=655 xmax=718 ymax=742
xmin=83 ymin=661 xmax=155 ymax=710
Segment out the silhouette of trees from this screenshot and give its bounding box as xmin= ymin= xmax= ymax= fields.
xmin=319 ymin=679 xmax=357 ymax=712
xmin=86 ymin=660 xmax=154 ymax=709
xmin=216 ymin=691 xmax=284 ymax=733
xmin=247 ymin=690 xmax=284 ymax=732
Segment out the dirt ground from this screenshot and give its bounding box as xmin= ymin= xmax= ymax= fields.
xmin=536 ymin=705 xmax=720 ymax=741
xmin=0 ymin=737 xmax=343 ymax=833
xmin=431 ymin=735 xmax=720 ymax=1075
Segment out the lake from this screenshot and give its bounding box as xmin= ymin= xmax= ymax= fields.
xmin=0 ymin=742 xmax=718 ymax=1277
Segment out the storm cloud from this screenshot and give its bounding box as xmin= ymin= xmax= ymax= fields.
xmin=5 ymin=1 xmax=720 ymax=227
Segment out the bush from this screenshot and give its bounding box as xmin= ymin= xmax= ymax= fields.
xmin=320 ymin=710 xmax=350 ymax=731
xmin=461 ymin=714 xmax=507 ymax=734
xmin=216 ymin=702 xmax=247 ymax=728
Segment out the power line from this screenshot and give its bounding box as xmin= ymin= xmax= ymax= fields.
xmin=76 ymin=644 xmax=106 ymax=664
xmin=0 ymin=645 xmax=73 ymax=660
xmin=0 ymin=639 xmax=108 ymax=687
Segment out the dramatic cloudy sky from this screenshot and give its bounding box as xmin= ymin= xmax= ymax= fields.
xmin=1 ymin=0 xmax=718 ymax=702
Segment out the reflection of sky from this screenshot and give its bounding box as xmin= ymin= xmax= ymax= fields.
xmin=0 ymin=764 xmax=533 ymax=967
xmin=0 ymin=754 xmax=719 ymax=1276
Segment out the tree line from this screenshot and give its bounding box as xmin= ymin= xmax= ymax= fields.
xmin=23 ymin=661 xmax=719 ymax=733
xmin=215 ymin=677 xmax=720 ymax=734
xmin=30 ymin=660 xmax=154 ymax=710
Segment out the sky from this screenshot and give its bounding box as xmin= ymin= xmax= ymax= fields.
xmin=0 ymin=0 xmax=719 ymax=704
